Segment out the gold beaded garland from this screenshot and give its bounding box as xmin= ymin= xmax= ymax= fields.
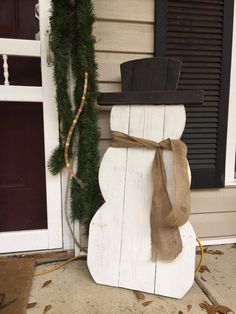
xmin=64 ymin=72 xmax=88 ymax=185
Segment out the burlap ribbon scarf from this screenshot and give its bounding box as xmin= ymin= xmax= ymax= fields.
xmin=111 ymin=131 xmax=191 ymax=261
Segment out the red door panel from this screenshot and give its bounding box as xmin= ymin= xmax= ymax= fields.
xmin=0 ymin=102 xmax=47 ymax=231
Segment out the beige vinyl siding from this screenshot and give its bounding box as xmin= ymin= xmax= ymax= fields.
xmin=93 ymin=0 xmax=236 ymax=242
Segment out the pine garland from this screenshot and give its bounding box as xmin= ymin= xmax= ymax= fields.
xmin=48 ymin=0 xmax=103 ymax=232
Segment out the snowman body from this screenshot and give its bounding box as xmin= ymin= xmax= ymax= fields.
xmin=87 ymin=103 xmax=196 ymax=298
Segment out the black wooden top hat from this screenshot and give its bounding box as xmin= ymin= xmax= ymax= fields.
xmin=98 ymin=57 xmax=203 ymax=106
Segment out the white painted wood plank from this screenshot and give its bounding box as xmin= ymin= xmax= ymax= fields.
xmin=155 ymin=105 xmax=196 ymax=298
xmin=155 ymin=223 xmax=196 ymax=298
xmin=0 ymin=86 xmax=43 ymax=102
xmin=0 ymin=38 xmax=41 ymax=57
xmin=89 ymin=104 xmax=196 ymax=297
xmin=118 ymin=106 xmax=165 ymax=293
xmin=93 ymin=0 xmax=154 ymax=23
xmin=87 ymin=106 xmax=130 ymax=286
xmin=94 ymin=21 xmax=154 ymax=54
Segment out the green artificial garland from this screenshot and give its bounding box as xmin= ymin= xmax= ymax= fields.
xmin=48 ymin=0 xmax=103 ymax=232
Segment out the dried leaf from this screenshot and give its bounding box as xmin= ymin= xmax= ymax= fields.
xmin=196 ymin=247 xmax=208 ymax=255
xmin=187 ymin=304 xmax=192 ymax=311
xmin=42 ymin=280 xmax=52 ymax=288
xmin=199 ymin=265 xmax=211 ymax=273
xmin=43 ymin=304 xmax=52 ymax=314
xmin=199 ymin=302 xmax=208 ymax=309
xmin=178 ymin=311 xmax=183 ymax=314
xmin=142 ymin=300 xmax=153 ymax=307
xmin=134 ymin=291 xmax=145 ymax=301
xmin=206 ymin=305 xmax=217 ymax=314
xmin=27 ymin=302 xmax=37 ymax=309
xmin=199 ymin=302 xmax=219 ymax=314
xmin=216 ymin=305 xmax=234 ymax=314
xmin=207 ymin=249 xmax=224 ymax=255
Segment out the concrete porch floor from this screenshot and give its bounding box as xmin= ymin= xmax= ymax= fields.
xmin=27 ymin=244 xmax=236 ymax=314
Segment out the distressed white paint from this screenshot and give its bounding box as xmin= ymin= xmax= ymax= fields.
xmin=118 ymin=106 xmax=164 ymax=293
xmin=0 ymin=0 xmax=62 ymax=253
xmin=88 ymin=104 xmax=196 ymax=298
xmin=88 ymin=106 xmax=130 ymax=286
xmin=155 ymin=106 xmax=196 ymax=298
xmin=2 ymin=55 xmax=9 ymax=85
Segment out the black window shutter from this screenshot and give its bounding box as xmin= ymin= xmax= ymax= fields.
xmin=155 ymin=0 xmax=234 ymax=189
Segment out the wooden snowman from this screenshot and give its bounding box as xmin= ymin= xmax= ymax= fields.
xmin=87 ymin=58 xmax=203 ymax=298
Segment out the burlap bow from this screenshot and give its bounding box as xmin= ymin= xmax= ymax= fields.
xmin=111 ymin=131 xmax=191 ymax=261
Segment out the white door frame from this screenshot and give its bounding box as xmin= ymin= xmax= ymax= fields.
xmin=0 ymin=0 xmax=62 ymax=253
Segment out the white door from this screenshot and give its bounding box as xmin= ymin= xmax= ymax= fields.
xmin=0 ymin=0 xmax=62 ymax=253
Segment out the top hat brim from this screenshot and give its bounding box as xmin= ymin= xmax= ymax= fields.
xmin=98 ymin=57 xmax=203 ymax=106
xmin=98 ymin=90 xmax=203 ymax=106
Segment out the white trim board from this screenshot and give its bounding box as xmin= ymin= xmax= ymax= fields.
xmin=0 ymin=38 xmax=40 ymax=57
xmin=0 ymin=230 xmax=49 ymax=253
xmin=0 ymin=86 xmax=43 ymax=102
xmin=198 ymin=237 xmax=236 ymax=246
xmin=39 ymin=0 xmax=62 ymax=250
xmin=225 ymin=2 xmax=236 ymax=185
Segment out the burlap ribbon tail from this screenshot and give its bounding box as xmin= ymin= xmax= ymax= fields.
xmin=111 ymin=131 xmax=191 ymax=261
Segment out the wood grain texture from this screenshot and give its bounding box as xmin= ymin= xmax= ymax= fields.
xmin=98 ymin=82 xmax=121 ymax=93
xmin=93 ymin=0 xmax=154 ymax=22
xmin=88 ymin=105 xmax=196 ymax=297
xmin=94 ymin=21 xmax=154 ymax=54
xmin=191 ymin=188 xmax=236 ymax=214
xmin=87 ymin=106 xmax=130 ymax=286
xmin=96 ymin=52 xmax=151 ymax=82
xmin=98 ymin=90 xmax=203 ymax=105
xmin=155 ymin=106 xmax=196 ymax=298
xmin=190 ymin=212 xmax=236 ymax=238
xmin=118 ymin=105 xmax=165 ymax=293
